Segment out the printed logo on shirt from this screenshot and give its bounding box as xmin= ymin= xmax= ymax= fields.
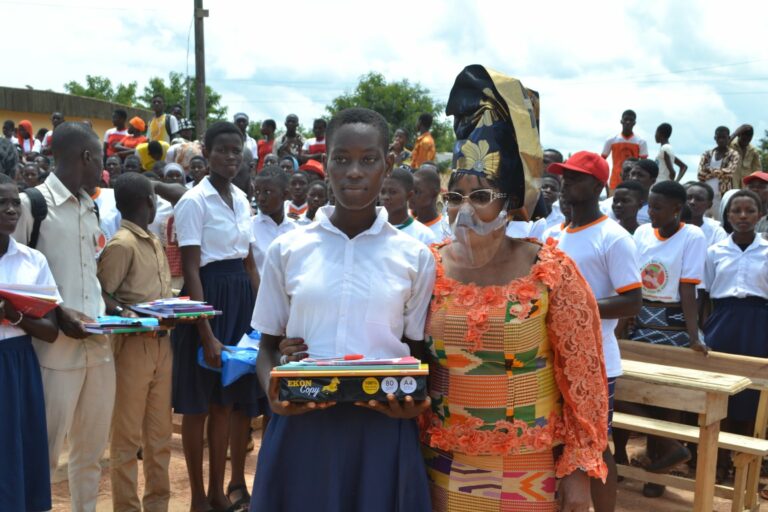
xmin=641 ymin=261 xmax=668 ymax=293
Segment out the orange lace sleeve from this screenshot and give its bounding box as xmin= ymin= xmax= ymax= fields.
xmin=541 ymin=244 xmax=609 ymax=481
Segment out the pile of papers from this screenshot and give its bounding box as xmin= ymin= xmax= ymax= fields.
xmin=130 ymin=297 xmax=221 ymax=319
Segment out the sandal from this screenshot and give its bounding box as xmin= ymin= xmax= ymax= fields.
xmin=760 ymin=487 xmax=768 ymax=500
xmin=226 ymin=484 xmax=251 ymax=512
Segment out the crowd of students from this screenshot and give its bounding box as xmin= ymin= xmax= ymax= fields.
xmin=0 ymin=68 xmax=766 ymax=512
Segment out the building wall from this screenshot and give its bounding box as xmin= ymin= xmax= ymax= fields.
xmin=0 ymin=87 xmax=151 ymax=142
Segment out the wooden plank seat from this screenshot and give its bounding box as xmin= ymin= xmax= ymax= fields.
xmin=618 ymin=340 xmax=768 ymax=511
xmin=613 ymin=411 xmax=768 ymax=512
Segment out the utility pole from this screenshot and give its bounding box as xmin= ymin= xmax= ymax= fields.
xmin=194 ymin=0 xmax=208 ymax=136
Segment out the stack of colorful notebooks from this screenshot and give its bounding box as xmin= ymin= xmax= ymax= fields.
xmin=271 ymin=356 xmax=428 ymax=402
xmin=84 ymin=316 xmax=162 ymax=335
xmin=130 ymin=298 xmax=221 ymax=319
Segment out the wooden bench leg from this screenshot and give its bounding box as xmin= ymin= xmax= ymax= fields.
xmin=731 ymin=453 xmax=754 ymax=512
xmin=743 ymin=455 xmax=761 ymax=510
xmin=694 ymin=419 xmax=720 ymax=512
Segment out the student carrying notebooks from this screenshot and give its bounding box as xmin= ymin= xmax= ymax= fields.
xmin=0 ymin=173 xmax=61 ymax=512
xmin=251 ymin=108 xmax=434 ymax=512
xmin=96 ymin=173 xmax=174 ymax=511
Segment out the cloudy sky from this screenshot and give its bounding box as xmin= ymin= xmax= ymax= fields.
xmin=6 ymin=0 xmax=767 ymax=170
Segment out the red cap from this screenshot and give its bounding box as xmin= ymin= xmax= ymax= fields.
xmin=743 ymin=171 xmax=768 ymax=186
xmin=299 ymin=159 xmax=325 ymax=179
xmin=547 ymin=151 xmax=610 ymax=185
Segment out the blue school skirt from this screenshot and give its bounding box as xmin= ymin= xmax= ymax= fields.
xmin=172 ymin=258 xmax=265 ymax=416
xmin=250 ymin=404 xmax=431 ymax=512
xmin=0 ymin=335 xmax=51 ymax=512
xmin=704 ymin=296 xmax=768 ymax=422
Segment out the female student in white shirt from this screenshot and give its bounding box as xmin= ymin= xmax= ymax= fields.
xmin=0 ymin=174 xmax=61 ymax=511
xmin=172 ymin=122 xmax=262 ymax=512
xmin=629 ymin=180 xmax=707 ymax=493
xmin=702 ymin=189 xmax=768 ymax=434
xmin=630 ymin=180 xmax=708 ymax=352
xmin=250 ymin=108 xmax=434 ymax=511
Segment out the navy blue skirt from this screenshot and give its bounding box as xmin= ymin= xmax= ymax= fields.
xmin=250 ymin=404 xmax=431 ymax=512
xmin=704 ymin=296 xmax=768 ymax=422
xmin=0 ymin=336 xmax=51 ymax=512
xmin=172 ymin=259 xmax=265 ymax=416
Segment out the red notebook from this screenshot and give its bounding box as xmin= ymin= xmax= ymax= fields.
xmin=0 ymin=287 xmax=58 ymax=318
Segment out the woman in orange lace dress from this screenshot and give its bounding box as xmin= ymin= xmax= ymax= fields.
xmin=420 ymin=66 xmax=608 ymax=512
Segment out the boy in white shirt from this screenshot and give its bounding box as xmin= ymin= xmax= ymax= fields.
xmin=251 ymin=165 xmax=296 ymax=274
xmin=410 ymin=164 xmax=451 ymax=241
xmin=549 ymin=151 xmax=642 ymax=511
xmin=684 ymin=182 xmax=727 ymax=246
xmin=654 ymin=123 xmax=687 ymax=183
xmin=284 ymin=171 xmax=310 ymax=220
xmin=380 ymin=167 xmax=439 ymax=245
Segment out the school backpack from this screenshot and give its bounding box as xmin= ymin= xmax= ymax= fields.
xmin=23 ymin=188 xmax=47 ymax=250
xmin=23 ymin=187 xmax=100 ymax=250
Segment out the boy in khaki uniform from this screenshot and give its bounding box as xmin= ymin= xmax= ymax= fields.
xmin=97 ymin=173 xmax=173 ymax=512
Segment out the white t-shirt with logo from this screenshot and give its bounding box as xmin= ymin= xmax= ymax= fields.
xmin=633 ymin=223 xmax=706 ymax=303
xmin=557 ymin=216 xmax=641 ymax=378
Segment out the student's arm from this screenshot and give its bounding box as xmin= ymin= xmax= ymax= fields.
xmin=97 ymin=239 xmax=138 ymax=317
xmin=680 ymin=283 xmax=707 ymax=354
xmin=721 ymin=151 xmax=740 ymax=180
xmin=673 ymin=157 xmax=688 ymax=182
xmin=243 ymin=247 xmax=260 ymax=295
xmin=257 ymin=333 xmax=334 ymax=416
xmin=663 ymin=151 xmax=676 ymax=181
xmin=180 ymin=246 xmax=226 ymax=367
xmin=597 ymin=288 xmax=642 ymax=319
xmin=153 ymin=182 xmax=188 ymax=206
xmin=0 ymin=300 xmax=58 ymax=342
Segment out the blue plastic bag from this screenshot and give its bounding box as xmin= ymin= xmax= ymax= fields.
xmin=197 ymin=345 xmax=258 ymax=386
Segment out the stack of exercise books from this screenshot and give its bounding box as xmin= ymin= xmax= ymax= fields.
xmin=130 ymin=297 xmax=221 ymax=319
xmin=0 ymin=283 xmax=59 ymax=318
xmin=271 ymin=355 xmax=428 ymax=402
xmin=84 ymin=316 xmax=162 ymax=335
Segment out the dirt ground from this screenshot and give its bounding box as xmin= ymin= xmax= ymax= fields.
xmin=52 ymin=426 xmax=767 ymax=511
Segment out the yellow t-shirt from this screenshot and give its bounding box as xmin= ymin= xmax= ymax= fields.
xmin=136 ymin=141 xmax=170 ymax=171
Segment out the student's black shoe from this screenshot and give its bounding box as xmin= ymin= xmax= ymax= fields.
xmin=642 ymin=482 xmax=665 ymax=498
xmin=644 ymin=445 xmax=691 ymax=473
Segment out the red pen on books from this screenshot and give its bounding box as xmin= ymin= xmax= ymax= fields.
xmin=305 ymin=354 xmax=364 ymax=362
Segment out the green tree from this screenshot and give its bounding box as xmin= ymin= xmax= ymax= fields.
xmin=758 ymin=130 xmax=768 ymax=169
xmin=63 ymin=75 xmax=139 ymax=106
xmin=247 ymin=120 xmax=263 ymax=141
xmin=326 ymin=72 xmax=453 ymax=153
xmin=139 ymin=71 xmax=227 ymax=124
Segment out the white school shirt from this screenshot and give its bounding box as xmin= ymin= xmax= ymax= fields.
xmin=557 ymin=216 xmax=641 ymax=378
xmin=541 ymin=222 xmax=567 ymax=242
xmin=174 ymin=176 xmax=255 ymax=267
xmin=399 ymin=218 xmax=440 ymax=246
xmin=633 ymin=223 xmax=706 ymax=303
xmin=252 ymin=206 xmax=436 ymax=359
xmin=545 ymin=202 xmax=565 ymax=228
xmin=704 ymin=235 xmax=768 ymax=299
xmin=0 ymin=238 xmax=62 ymax=341
xmin=148 ymin=197 xmax=173 ymax=239
xmin=422 ymin=215 xmax=452 ymax=242
xmin=93 ymin=187 xmax=121 ymax=242
xmin=250 ymin=213 xmax=297 ymax=274
xmin=607 ymin=200 xmax=650 ymax=225
xmin=700 ymin=217 xmax=728 ymax=247
xmin=656 ymin=144 xmax=675 ymax=182
xmin=506 ymin=218 xmax=547 ymax=240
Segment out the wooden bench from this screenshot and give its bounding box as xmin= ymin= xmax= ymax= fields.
xmin=613 ymin=412 xmax=768 ymax=512
xmin=618 ymin=340 xmax=768 ymax=511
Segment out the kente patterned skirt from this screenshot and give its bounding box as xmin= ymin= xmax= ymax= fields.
xmin=629 ymin=300 xmax=690 ymax=347
xmin=423 ymin=445 xmax=556 ymax=512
